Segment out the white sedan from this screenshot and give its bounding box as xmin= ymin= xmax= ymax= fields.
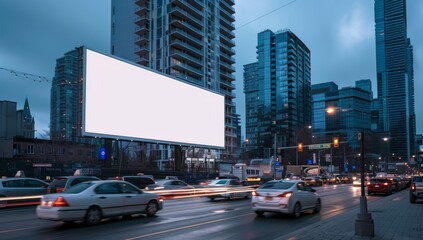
xmin=37 ymin=180 xmax=163 ymax=225
xmin=207 ymin=179 xmax=252 ymax=200
xmin=251 ymin=180 xmax=321 ymax=218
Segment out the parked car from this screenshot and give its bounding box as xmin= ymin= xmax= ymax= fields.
xmin=0 ymin=177 xmax=49 ymax=207
xmin=251 ymin=180 xmax=321 ymax=218
xmin=367 ymin=178 xmax=393 ymax=195
xmin=36 ymin=180 xmax=163 ymax=225
xmin=410 ymin=175 xmax=423 ymax=203
xmin=47 ymin=176 xmax=100 ymax=193
xmin=207 ymin=179 xmax=252 ymax=200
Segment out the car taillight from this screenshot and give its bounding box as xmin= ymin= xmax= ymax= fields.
xmin=53 ymin=196 xmax=69 ymax=207
xmin=57 ymin=188 xmax=65 ymax=193
xmin=252 ymin=191 xmax=260 ymax=196
xmin=277 ymin=192 xmax=293 ymax=198
xmin=383 ymin=182 xmax=389 ymax=186
xmin=411 ymin=183 xmax=416 ymax=191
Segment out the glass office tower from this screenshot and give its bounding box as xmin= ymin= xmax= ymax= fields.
xmin=244 ymin=29 xmax=311 ymax=161
xmin=375 ymin=0 xmax=415 ymax=161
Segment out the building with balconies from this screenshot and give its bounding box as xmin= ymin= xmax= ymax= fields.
xmin=111 ymin=0 xmax=239 ymax=161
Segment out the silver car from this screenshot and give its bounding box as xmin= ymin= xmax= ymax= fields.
xmin=207 ymin=179 xmax=252 ymax=201
xmin=37 ymin=180 xmax=163 ymax=225
xmin=251 ymin=180 xmax=321 ymax=218
xmin=0 ymin=177 xmax=49 ymax=207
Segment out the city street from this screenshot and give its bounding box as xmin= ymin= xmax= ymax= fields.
xmin=0 ymin=184 xmax=387 ymax=240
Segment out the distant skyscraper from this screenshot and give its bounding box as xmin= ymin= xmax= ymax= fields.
xmin=375 ymin=0 xmax=415 ymax=161
xmin=111 ymin=0 xmax=238 ymax=159
xmin=244 ymin=29 xmax=311 ymax=159
xmin=50 ymin=46 xmax=84 ymax=142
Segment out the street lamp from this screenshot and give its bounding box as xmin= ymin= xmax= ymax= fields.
xmin=295 ymin=125 xmax=312 ymax=165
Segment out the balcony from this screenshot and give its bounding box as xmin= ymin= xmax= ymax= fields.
xmin=220 ymin=71 xmax=235 ymax=81
xmin=219 ymin=16 xmax=235 ymax=31
xmin=170 ymin=59 xmax=203 ymax=78
xmin=220 ymin=80 xmax=236 ymax=89
xmin=220 ymin=24 xmax=235 ymax=39
xmin=170 ymin=39 xmax=203 ymax=58
xmin=219 ymin=6 xmax=235 ymax=22
xmin=170 ymin=5 xmax=203 ymax=29
xmin=220 ymin=52 xmax=235 ymax=64
xmin=135 ymin=0 xmax=150 ymax=7
xmin=220 ymin=0 xmax=235 ymax=14
xmin=220 ymin=61 xmax=235 ymax=73
xmin=135 ymin=45 xmax=149 ymax=56
xmin=220 ymin=44 xmax=235 ymax=58
xmin=171 ymin=49 xmax=203 ymax=68
xmin=220 ymin=34 xmax=235 ymax=47
xmin=174 ymin=0 xmax=203 ymax=19
xmin=135 ymin=35 xmax=149 ymax=46
xmin=135 ymin=6 xmax=149 ymax=15
xmin=135 ymin=16 xmax=149 ymax=27
xmin=135 ymin=25 xmax=149 ymax=35
xmin=170 ymin=28 xmax=203 ymax=48
xmin=170 ymin=19 xmax=202 ymax=39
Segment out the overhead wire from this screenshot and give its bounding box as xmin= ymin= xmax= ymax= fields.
xmin=235 ymin=0 xmax=298 ymax=30
xmin=0 ymin=67 xmax=50 ymax=83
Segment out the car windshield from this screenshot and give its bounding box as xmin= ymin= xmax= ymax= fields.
xmin=64 ymin=182 xmax=94 ymax=193
xmin=259 ymin=181 xmax=295 ymax=190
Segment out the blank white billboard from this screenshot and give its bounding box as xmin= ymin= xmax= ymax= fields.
xmin=83 ymin=49 xmax=225 ymax=148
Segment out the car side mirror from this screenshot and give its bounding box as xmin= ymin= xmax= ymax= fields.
xmin=310 ymin=188 xmax=316 ymax=192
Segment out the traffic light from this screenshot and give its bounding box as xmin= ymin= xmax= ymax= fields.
xmin=298 ymin=143 xmax=303 ymax=152
xmin=333 ymin=137 xmax=339 ymax=148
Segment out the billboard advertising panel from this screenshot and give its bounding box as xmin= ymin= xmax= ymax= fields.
xmin=83 ymin=49 xmax=225 ymax=148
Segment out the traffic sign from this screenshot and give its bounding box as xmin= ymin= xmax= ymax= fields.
xmin=309 ymin=143 xmax=331 ymax=150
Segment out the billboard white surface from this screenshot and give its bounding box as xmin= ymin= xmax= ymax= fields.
xmin=83 ymin=49 xmax=225 ymax=148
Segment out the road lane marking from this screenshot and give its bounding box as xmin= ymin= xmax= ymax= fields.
xmin=125 ymin=212 xmax=253 ymax=240
xmin=0 ymin=226 xmax=41 ymax=234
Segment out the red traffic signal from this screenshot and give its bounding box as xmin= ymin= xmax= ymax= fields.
xmin=333 ymin=137 xmax=339 ymax=148
xmin=298 ymin=143 xmax=303 ymax=152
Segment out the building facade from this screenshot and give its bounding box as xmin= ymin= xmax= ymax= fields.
xmin=244 ymin=29 xmax=312 ymax=161
xmin=375 ymin=0 xmax=416 ymax=161
xmin=0 ymin=98 xmax=34 ymax=140
xmin=111 ymin=0 xmax=239 ymax=160
xmin=311 ymin=80 xmax=372 ymax=173
xmin=50 ymin=46 xmax=84 ymax=142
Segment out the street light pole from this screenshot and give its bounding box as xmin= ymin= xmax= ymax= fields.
xmin=355 ymin=131 xmax=374 ymax=237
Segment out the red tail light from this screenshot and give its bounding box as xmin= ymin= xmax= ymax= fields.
xmin=57 ymin=188 xmax=65 ymax=193
xmin=252 ymin=191 xmax=260 ymax=196
xmin=411 ymin=183 xmax=416 ymax=191
xmin=277 ymin=191 xmax=293 ymax=198
xmin=383 ymin=182 xmax=389 ymax=186
xmin=53 ymin=196 xmax=69 ymax=207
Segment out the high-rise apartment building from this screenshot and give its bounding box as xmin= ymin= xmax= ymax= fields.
xmin=375 ymin=0 xmax=415 ymax=161
xmin=244 ymin=29 xmax=311 ymax=160
xmin=111 ymin=0 xmax=238 ymax=160
xmin=50 ymin=47 xmax=84 ymax=142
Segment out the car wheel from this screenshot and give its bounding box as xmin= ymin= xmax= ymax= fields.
xmin=146 ymin=201 xmax=158 ymax=217
xmin=84 ymin=206 xmax=102 ymax=225
xmin=313 ymin=199 xmax=321 ymax=213
xmin=255 ymin=211 xmax=264 ymax=217
xmin=292 ymin=202 xmax=301 ymax=218
xmin=227 ymin=193 xmax=234 ymax=200
xmin=210 ymin=197 xmax=215 ymax=201
xmin=0 ymin=196 xmax=7 ymax=208
xmin=410 ymin=194 xmax=417 ymax=203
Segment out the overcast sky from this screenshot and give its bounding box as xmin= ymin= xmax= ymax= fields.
xmin=0 ymin=0 xmax=422 ymax=139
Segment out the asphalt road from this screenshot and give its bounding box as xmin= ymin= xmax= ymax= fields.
xmin=0 ymin=184 xmax=384 ymax=240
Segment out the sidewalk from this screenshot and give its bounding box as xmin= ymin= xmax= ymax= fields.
xmin=277 ymin=190 xmax=423 ymax=240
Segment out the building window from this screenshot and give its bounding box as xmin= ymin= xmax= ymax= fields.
xmin=39 ymin=146 xmax=45 ymax=155
xmin=27 ymin=144 xmax=34 ymax=155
